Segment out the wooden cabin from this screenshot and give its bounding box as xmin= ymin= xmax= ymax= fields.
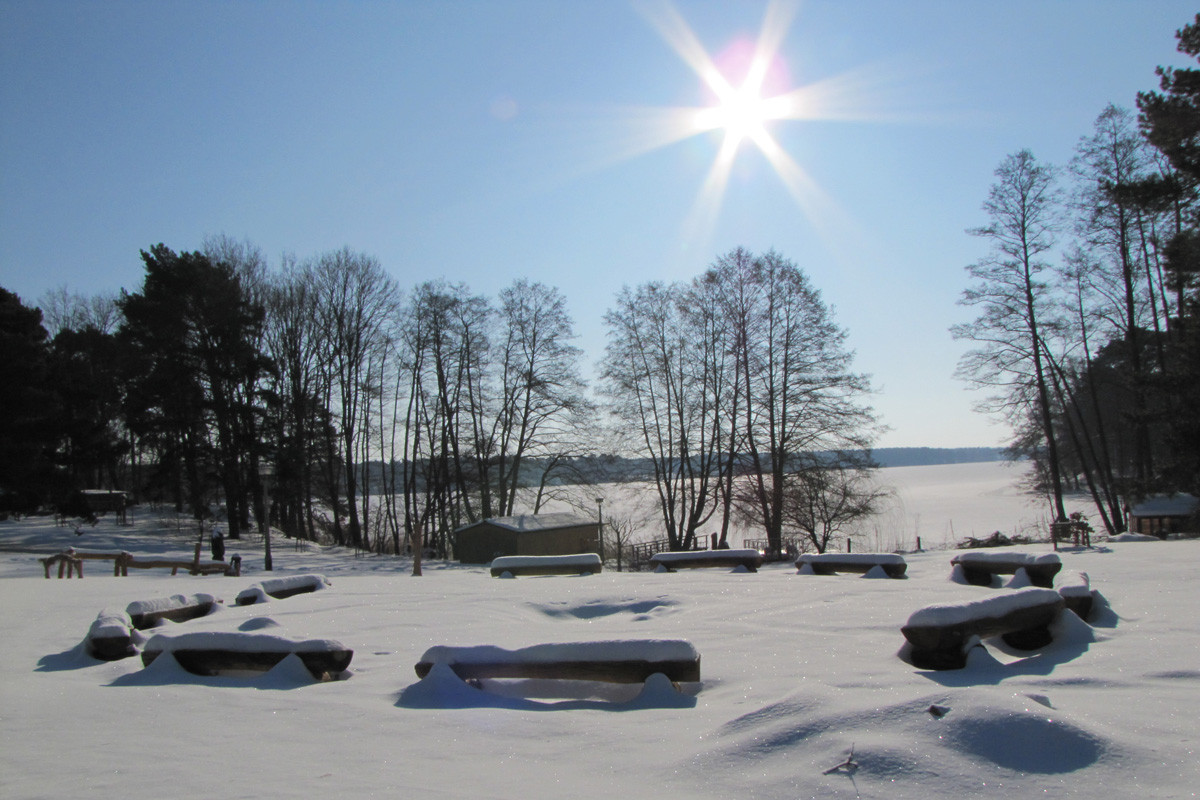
xmin=1128 ymin=494 xmax=1198 ymax=537
xmin=454 ymin=513 xmax=600 ymax=564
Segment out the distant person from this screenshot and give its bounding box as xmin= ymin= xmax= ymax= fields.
xmin=211 ymin=526 xmax=226 ymax=561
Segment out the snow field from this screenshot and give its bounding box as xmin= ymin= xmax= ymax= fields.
xmin=2 ymin=524 xmax=1198 ymax=798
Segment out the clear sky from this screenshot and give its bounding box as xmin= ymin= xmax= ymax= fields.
xmin=1 ymin=0 xmax=1194 ymax=449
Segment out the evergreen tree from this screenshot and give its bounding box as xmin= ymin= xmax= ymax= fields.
xmin=0 ymin=288 xmax=59 ymax=512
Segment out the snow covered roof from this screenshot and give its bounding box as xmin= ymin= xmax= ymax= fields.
xmin=459 ymin=513 xmax=596 ymax=533
xmin=1129 ymin=494 xmax=1199 ymax=518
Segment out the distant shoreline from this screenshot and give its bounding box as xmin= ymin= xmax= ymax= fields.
xmin=871 ymin=447 xmax=1004 ymax=468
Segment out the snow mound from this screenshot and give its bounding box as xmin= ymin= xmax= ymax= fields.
xmin=944 ymin=704 xmax=1106 ymax=772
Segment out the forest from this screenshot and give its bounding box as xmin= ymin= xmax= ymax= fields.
xmin=2 ymin=15 xmax=1198 ymax=559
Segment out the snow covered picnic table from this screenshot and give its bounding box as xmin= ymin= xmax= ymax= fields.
xmin=1057 ymin=571 xmax=1095 ymax=619
xmin=141 ymin=631 xmax=354 ymax=680
xmin=796 ymin=552 xmax=907 ymax=578
xmin=649 ymin=549 xmax=763 ymax=573
xmin=126 ymin=593 xmax=218 ymax=629
xmin=950 ymin=550 xmax=1062 ymax=587
xmin=489 ymin=553 xmax=602 ymax=577
xmin=235 ymin=574 xmax=330 ymax=605
xmin=901 ymin=587 xmax=1066 ymax=670
xmin=414 ymin=640 xmax=701 ymax=685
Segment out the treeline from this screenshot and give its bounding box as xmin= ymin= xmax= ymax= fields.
xmin=0 ymin=240 xmax=592 ymax=568
xmin=954 ymin=15 xmax=1200 ymax=534
xmin=1 ymin=242 xmax=885 ymax=559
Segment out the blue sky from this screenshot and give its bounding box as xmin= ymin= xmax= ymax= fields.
xmin=1 ymin=0 xmax=1194 ymax=448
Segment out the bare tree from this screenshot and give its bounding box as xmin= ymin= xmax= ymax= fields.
xmin=779 ymin=453 xmax=892 ymax=553
xmin=488 ymin=279 xmax=590 ymax=517
xmin=953 ymin=149 xmax=1068 ymax=522
xmin=724 ymin=250 xmax=879 ymax=555
xmin=601 ymin=282 xmax=724 ymax=550
xmin=38 ymin=286 xmax=120 ymax=336
xmin=312 ymin=248 xmax=401 ymax=549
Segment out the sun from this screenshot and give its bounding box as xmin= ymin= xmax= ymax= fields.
xmin=696 ymin=80 xmax=778 ymax=149
xmin=608 ymin=0 xmax=898 ymax=260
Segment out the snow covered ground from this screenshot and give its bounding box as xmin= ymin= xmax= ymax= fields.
xmin=1 ymin=464 xmax=1196 ymax=799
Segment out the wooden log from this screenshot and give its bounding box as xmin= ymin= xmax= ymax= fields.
xmin=414 ymin=658 xmax=701 ymax=684
xmin=490 ymin=554 xmax=602 ymax=577
xmin=950 ymin=552 xmax=1062 ymax=587
xmin=85 ymin=610 xmax=134 ymax=661
xmin=126 ymin=595 xmax=218 ymax=629
xmin=414 ymin=640 xmax=701 ymax=684
xmin=141 ymin=632 xmax=352 ymax=680
xmin=1057 ymin=571 xmax=1094 ymax=620
xmin=650 ymin=549 xmax=763 ymax=573
xmin=141 ymin=648 xmax=353 ymax=680
xmin=797 ymin=553 xmax=908 ymax=578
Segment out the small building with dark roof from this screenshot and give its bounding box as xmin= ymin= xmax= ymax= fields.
xmin=454 ymin=513 xmax=599 ymax=564
xmin=1128 ymin=494 xmax=1199 ymax=537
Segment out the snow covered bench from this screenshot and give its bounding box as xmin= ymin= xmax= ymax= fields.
xmin=796 ymin=552 xmax=908 ymax=578
xmin=85 ymin=609 xmax=135 ymax=661
xmin=490 ymin=553 xmax=602 ymax=577
xmin=1057 ymin=571 xmax=1095 ymax=620
xmin=141 ymin=632 xmax=353 ymax=680
xmin=950 ymin=551 xmax=1062 ymax=587
xmin=900 ymin=587 xmax=1066 ymax=670
xmin=235 ymin=574 xmax=330 ymax=605
xmin=126 ymin=593 xmax=219 ymax=629
xmin=649 ymin=549 xmax=763 ymax=573
xmin=414 ymin=640 xmax=701 ymax=686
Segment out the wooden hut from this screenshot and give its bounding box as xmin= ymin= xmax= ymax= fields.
xmin=454 ymin=513 xmax=600 ymax=564
xmin=1128 ymin=494 xmax=1198 ymax=537
xmin=79 ymin=490 xmax=130 ymax=524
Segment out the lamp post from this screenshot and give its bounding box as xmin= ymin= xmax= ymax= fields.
xmin=595 ymin=497 xmax=604 ymax=562
xmin=259 ymin=462 xmax=274 ymax=572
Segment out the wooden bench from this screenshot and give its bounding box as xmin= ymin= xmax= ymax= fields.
xmin=950 ymin=551 xmax=1062 ymax=588
xmin=414 ymin=640 xmax=701 ymax=685
xmin=235 ymin=573 xmax=329 ymax=605
xmin=649 ymin=549 xmax=763 ymax=573
xmin=796 ymin=552 xmax=908 ymax=578
xmin=141 ymin=632 xmax=353 ymax=680
xmin=490 ymin=554 xmax=602 ymax=577
xmin=1057 ymin=571 xmax=1095 ymax=620
xmin=901 ymin=587 xmax=1066 ymax=670
xmin=126 ymin=593 xmax=219 ymax=630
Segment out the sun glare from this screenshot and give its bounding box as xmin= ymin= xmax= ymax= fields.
xmin=697 ymin=81 xmax=774 ymax=147
xmin=615 ymin=0 xmax=898 ymax=260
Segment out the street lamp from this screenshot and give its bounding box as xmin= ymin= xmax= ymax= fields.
xmin=259 ymin=462 xmax=274 ymax=572
xmin=595 ymin=497 xmax=604 ymax=562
